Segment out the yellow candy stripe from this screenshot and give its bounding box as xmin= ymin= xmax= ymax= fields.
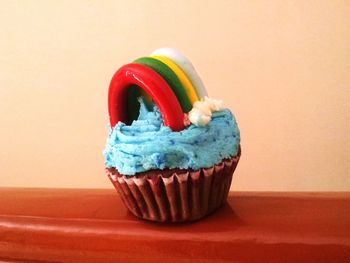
xmin=151 ymin=56 xmax=199 ymax=104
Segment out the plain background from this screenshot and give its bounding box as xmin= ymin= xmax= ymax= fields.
xmin=0 ymin=1 xmax=349 ymax=191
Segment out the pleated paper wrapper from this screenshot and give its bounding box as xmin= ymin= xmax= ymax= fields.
xmin=106 ymin=153 xmax=240 ymax=222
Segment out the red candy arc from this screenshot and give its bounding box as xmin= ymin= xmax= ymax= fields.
xmin=108 ymin=63 xmax=185 ymax=131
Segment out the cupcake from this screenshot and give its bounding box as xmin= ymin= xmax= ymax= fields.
xmin=104 ymin=48 xmax=241 ymax=222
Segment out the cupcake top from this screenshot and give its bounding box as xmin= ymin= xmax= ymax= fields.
xmin=104 ymin=48 xmax=240 ymax=175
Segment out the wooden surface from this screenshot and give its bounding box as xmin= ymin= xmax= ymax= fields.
xmin=0 ymin=188 xmax=349 ymax=263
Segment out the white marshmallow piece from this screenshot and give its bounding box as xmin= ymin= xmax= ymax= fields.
xmin=193 ymin=101 xmax=212 ymax=116
xmin=188 ymin=108 xmax=212 ymax=127
xmin=188 ymin=96 xmax=225 ymax=127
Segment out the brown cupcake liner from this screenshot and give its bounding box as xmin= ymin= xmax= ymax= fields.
xmin=106 ymin=149 xmax=240 ymax=222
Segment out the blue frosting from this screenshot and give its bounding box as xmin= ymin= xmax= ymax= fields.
xmin=104 ymin=99 xmax=240 ymax=175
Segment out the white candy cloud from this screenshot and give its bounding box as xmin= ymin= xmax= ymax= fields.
xmin=188 ymin=97 xmax=224 ymax=127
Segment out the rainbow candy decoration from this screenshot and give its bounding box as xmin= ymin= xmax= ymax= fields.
xmin=108 ymin=48 xmax=208 ymax=131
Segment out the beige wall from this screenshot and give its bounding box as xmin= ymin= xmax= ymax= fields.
xmin=0 ymin=1 xmax=349 ymax=191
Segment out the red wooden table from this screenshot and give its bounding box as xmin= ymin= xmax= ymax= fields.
xmin=0 ymin=188 xmax=349 ymax=262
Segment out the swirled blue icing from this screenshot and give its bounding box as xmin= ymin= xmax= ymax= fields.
xmin=104 ymin=99 xmax=240 ymax=175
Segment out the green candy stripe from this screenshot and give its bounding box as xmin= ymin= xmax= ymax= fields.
xmin=133 ymin=57 xmax=193 ymax=113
